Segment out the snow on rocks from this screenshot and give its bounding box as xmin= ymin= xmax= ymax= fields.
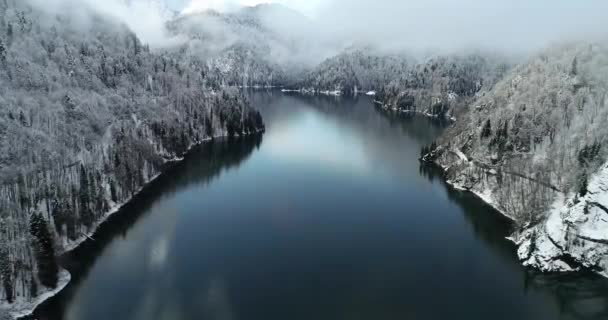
xmin=514 ymin=165 xmax=608 ymax=278
xmin=434 ymin=145 xmax=608 ymax=277
xmin=1 ymin=270 xmax=71 ymax=320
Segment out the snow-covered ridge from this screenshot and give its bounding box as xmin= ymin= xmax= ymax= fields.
xmin=0 ymin=1 xmax=265 ymax=318
xmin=426 ymin=42 xmax=608 ymax=278
xmin=515 ymin=165 xmax=608 ymax=277
xmin=428 ymin=146 xmax=608 ymax=277
xmin=0 ymin=270 xmax=70 ymax=320
xmin=1 ymin=130 xmax=264 ymax=319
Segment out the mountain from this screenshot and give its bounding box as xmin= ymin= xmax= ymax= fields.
xmin=294 ymin=47 xmax=412 ymax=94
xmin=376 ymin=53 xmax=512 ymax=119
xmin=165 ymin=4 xmax=317 ymax=88
xmin=0 ymin=0 xmax=263 ymax=316
xmin=423 ymin=42 xmax=608 ymax=275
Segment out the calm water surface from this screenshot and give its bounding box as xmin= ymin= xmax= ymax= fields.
xmin=34 ymin=92 xmax=608 ymax=320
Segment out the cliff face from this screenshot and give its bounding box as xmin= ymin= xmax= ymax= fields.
xmin=515 ymin=165 xmax=608 ymax=277
xmin=0 ymin=0 xmax=264 ymax=316
xmin=426 ymin=42 xmax=608 ymax=276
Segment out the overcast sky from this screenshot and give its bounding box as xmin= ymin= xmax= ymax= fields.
xmin=178 ymin=0 xmax=322 ymax=16
xmin=173 ymin=0 xmax=608 ymax=52
xmin=31 ymin=0 xmax=608 ymax=54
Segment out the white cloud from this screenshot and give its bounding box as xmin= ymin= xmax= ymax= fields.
xmin=182 ymin=0 xmax=322 ymax=16
xmin=179 ymin=0 xmax=608 ymax=53
xmin=29 ymin=0 xmax=185 ymax=48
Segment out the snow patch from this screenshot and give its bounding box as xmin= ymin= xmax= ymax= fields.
xmin=513 ymin=166 xmax=608 ymax=277
xmin=1 ymin=270 xmax=71 ymax=320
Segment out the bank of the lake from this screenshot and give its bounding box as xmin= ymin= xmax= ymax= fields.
xmin=6 ymin=131 xmax=263 ymax=320
xmin=31 ymin=92 xmax=608 ymax=320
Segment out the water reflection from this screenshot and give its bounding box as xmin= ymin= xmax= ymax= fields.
xmin=31 ymin=136 xmax=261 ymax=320
xmin=30 ymin=91 xmax=608 ymax=320
xmin=419 ymin=164 xmax=608 ymax=320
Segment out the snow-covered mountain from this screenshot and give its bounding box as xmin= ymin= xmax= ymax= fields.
xmin=165 ymin=3 xmax=318 ymax=87
xmin=293 ymin=48 xmax=412 ymax=95
xmin=0 ymin=0 xmax=263 ymax=317
xmin=375 ymin=53 xmax=512 ymax=119
xmin=423 ymin=42 xmax=608 ymax=276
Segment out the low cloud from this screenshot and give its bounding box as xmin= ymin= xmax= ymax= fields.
xmin=26 ymin=0 xmax=608 ymax=56
xmin=311 ymin=0 xmax=608 ymax=53
xmin=28 ymin=0 xmax=185 ymax=48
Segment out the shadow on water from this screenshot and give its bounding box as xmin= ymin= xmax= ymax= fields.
xmin=28 ymin=135 xmax=262 ymax=320
xmin=28 ymin=90 xmax=608 ymax=320
xmin=419 ymin=164 xmax=608 ymax=320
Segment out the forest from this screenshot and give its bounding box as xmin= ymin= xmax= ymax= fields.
xmin=0 ymin=0 xmax=263 ymax=312
xmin=2 ymin=0 xmax=608 ymax=316
xmin=423 ymin=43 xmax=608 ymax=274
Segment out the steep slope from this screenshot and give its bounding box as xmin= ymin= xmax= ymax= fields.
xmin=376 ymin=53 xmax=511 ymax=119
xmin=0 ymin=0 xmax=263 ymax=317
xmin=294 ymin=48 xmax=411 ymax=95
xmin=424 ymin=42 xmax=608 ymax=275
xmin=166 ymin=4 xmax=316 ymax=87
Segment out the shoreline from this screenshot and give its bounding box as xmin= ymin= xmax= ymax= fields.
xmin=374 ymin=100 xmax=457 ymax=122
xmin=7 ymin=131 xmax=264 ymax=320
xmin=423 ymin=159 xmax=515 ymax=222
xmin=422 ymin=158 xmax=608 ymax=280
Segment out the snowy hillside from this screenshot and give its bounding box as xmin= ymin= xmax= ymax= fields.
xmin=293 ymin=48 xmax=412 ymax=95
xmin=166 ymin=4 xmax=317 ymax=88
xmin=0 ymin=0 xmax=263 ymax=317
xmin=424 ymin=42 xmax=608 ymax=276
xmin=376 ymin=53 xmax=511 ymax=119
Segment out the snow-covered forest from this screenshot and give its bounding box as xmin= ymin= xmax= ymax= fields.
xmin=166 ymin=8 xmax=289 ymax=87
xmin=2 ymin=0 xmax=608 ymax=317
xmin=376 ymin=54 xmax=512 ymax=119
xmin=0 ymin=0 xmax=263 ymax=315
xmin=294 ymin=48 xmax=412 ymax=95
xmin=423 ymin=42 xmax=608 ymax=275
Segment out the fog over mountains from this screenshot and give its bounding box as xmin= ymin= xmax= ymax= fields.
xmin=1 ymin=0 xmax=608 ymax=318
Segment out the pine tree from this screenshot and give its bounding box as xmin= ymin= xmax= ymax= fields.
xmin=110 ymin=180 xmax=118 ymax=203
xmin=0 ymin=39 xmax=6 ymax=64
xmin=29 ymin=274 xmax=38 ymax=298
xmin=481 ymin=119 xmax=492 ymax=138
xmin=79 ymin=165 xmax=93 ymax=227
xmin=6 ymin=23 xmax=13 ymax=43
xmin=51 ymin=199 xmax=64 ymax=235
xmin=571 ymin=57 xmax=578 ymax=76
xmin=19 ymin=110 xmax=27 ymax=126
xmin=29 ymin=213 xmax=59 ymax=288
xmin=0 ymin=249 xmax=13 ymax=303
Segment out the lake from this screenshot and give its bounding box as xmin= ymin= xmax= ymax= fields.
xmin=33 ymin=92 xmax=608 ymax=320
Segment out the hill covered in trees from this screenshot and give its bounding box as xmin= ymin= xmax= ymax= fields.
xmin=423 ymin=42 xmax=608 ymax=276
xmin=2 ymin=0 xmax=608 ymax=317
xmin=0 ymin=0 xmax=263 ymax=316
xmin=293 ymin=48 xmax=411 ymax=95
xmin=376 ymin=54 xmax=511 ymax=119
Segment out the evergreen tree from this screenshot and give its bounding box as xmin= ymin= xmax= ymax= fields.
xmin=29 ymin=213 xmax=59 ymax=288
xmin=481 ymin=119 xmax=492 ymax=138
xmin=0 ymin=249 xmax=13 ymax=303
xmin=0 ymin=39 xmax=6 ymax=64
xmin=19 ymin=110 xmax=27 ymax=126
xmin=29 ymin=274 xmax=38 ymax=298
xmin=79 ymin=165 xmax=93 ymax=227
xmin=110 ymin=180 xmax=118 ymax=203
xmin=6 ymin=23 xmax=12 ymax=43
xmin=571 ymin=57 xmax=578 ymax=76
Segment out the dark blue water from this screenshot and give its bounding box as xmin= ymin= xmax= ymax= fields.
xmin=34 ymin=92 xmax=608 ymax=320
